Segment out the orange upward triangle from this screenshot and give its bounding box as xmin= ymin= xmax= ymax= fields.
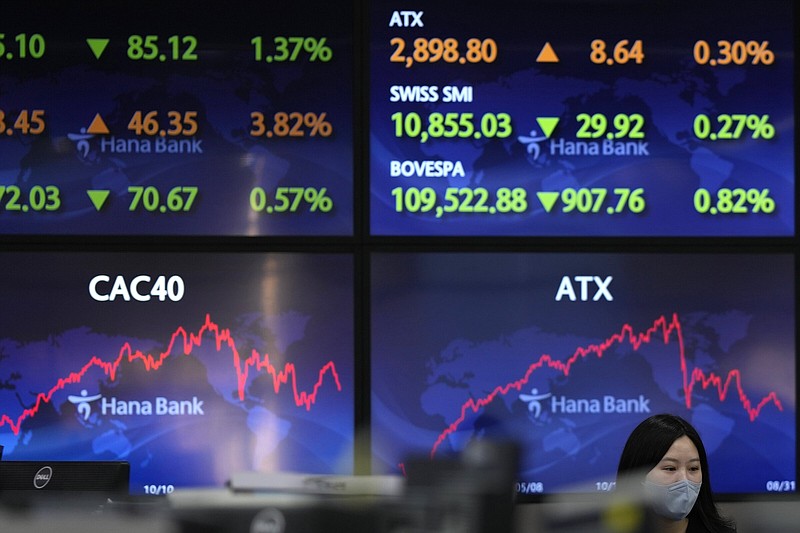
xmin=86 ymin=113 xmax=110 ymax=135
xmin=536 ymin=42 xmax=559 ymax=63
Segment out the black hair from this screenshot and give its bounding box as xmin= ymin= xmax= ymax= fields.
xmin=617 ymin=414 xmax=735 ymax=532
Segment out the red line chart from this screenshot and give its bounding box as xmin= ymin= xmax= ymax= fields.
xmin=429 ymin=313 xmax=783 ymax=458
xmin=0 ymin=314 xmax=342 ymax=435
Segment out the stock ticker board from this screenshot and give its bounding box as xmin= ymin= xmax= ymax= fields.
xmin=370 ymin=0 xmax=794 ymax=236
xmin=0 ymin=0 xmax=797 ymax=499
xmin=0 ymin=1 xmax=794 ymax=236
xmin=0 ymin=2 xmax=353 ymax=236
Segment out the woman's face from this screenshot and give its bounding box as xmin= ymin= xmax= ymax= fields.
xmin=645 ymin=435 xmax=702 ymax=485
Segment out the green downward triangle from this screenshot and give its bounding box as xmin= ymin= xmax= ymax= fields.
xmin=536 ymin=191 xmax=560 ymax=213
xmin=86 ymin=38 xmax=110 ymax=59
xmin=536 ymin=117 xmax=560 ymax=138
xmin=87 ymin=190 xmax=110 ymax=211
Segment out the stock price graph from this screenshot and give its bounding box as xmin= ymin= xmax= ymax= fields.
xmin=430 ymin=313 xmax=782 ymax=459
xmin=371 ymin=253 xmax=795 ymax=494
xmin=0 ymin=252 xmax=355 ymax=494
xmin=1 ymin=314 xmax=342 ymax=435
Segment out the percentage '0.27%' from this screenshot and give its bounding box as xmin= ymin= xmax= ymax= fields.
xmin=693 ymin=114 xmax=775 ymax=140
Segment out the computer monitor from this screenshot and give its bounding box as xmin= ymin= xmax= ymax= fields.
xmin=371 ymin=252 xmax=795 ymax=498
xmin=0 ymin=251 xmax=355 ymax=495
xmin=0 ymin=460 xmax=130 ymax=503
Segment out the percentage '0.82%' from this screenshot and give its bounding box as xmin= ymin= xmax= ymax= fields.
xmin=694 ymin=188 xmax=776 ymax=215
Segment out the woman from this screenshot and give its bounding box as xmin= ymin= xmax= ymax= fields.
xmin=617 ymin=414 xmax=735 ymax=532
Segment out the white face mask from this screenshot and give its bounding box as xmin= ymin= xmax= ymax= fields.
xmin=643 ymin=479 xmax=702 ymax=520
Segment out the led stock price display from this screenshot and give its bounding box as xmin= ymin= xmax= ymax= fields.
xmin=370 ymin=1 xmax=794 ymax=236
xmin=0 ymin=1 xmax=353 ymax=236
xmin=370 ymin=253 xmax=795 ymax=495
xmin=0 ymin=252 xmax=355 ymax=494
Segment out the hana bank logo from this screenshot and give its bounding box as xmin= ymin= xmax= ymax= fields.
xmin=519 ymin=388 xmax=552 ymax=418
xmin=67 ymin=114 xmax=108 ymax=161
xmin=517 ymin=117 xmax=559 ymax=164
xmin=67 ymin=389 xmax=103 ymax=420
xmin=67 ymin=129 xmax=96 ymax=160
xmin=519 ymin=388 xmax=652 ymax=417
xmin=517 ymin=129 xmax=548 ymax=162
xmin=68 ymin=390 xmax=205 ymax=418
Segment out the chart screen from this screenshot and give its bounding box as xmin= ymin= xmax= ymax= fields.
xmin=0 ymin=1 xmax=352 ymax=236
xmin=370 ymin=0 xmax=794 ymax=236
xmin=371 ymin=253 xmax=795 ymax=495
xmin=0 ymin=252 xmax=354 ymax=494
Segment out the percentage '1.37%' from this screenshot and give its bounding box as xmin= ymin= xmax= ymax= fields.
xmin=251 ymin=36 xmax=332 ymax=62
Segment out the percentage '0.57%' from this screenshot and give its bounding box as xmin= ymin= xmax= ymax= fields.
xmin=250 ymin=187 xmax=333 ymax=213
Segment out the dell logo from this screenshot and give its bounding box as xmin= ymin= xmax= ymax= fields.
xmin=33 ymin=466 xmax=53 ymax=489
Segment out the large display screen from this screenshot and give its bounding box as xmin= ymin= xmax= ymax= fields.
xmin=0 ymin=1 xmax=353 ymax=236
xmin=371 ymin=253 xmax=795 ymax=496
xmin=370 ymin=0 xmax=794 ymax=236
xmin=0 ymin=252 xmax=355 ymax=494
xmin=2 ymin=0 xmax=798 ymax=508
